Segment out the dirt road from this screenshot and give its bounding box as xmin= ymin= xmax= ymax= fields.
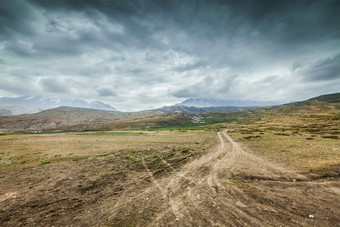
xmin=108 ymin=130 xmax=340 ymax=226
xmin=1 ymin=131 xmax=339 ymax=226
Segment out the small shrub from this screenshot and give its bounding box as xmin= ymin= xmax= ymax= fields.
xmin=274 ymin=133 xmax=290 ymax=136
xmin=230 ymin=176 xmax=241 ymax=183
xmin=41 ymin=160 xmax=51 ymax=164
xmin=243 ymin=135 xmax=261 ymax=140
xmin=322 ymin=135 xmax=339 ymax=139
xmin=96 ymin=153 xmax=110 ymax=157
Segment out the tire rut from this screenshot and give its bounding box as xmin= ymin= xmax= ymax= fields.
xmin=107 ymin=130 xmax=340 ymax=226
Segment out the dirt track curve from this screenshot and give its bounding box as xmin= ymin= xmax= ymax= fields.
xmin=1 ymin=131 xmax=339 ymax=226
xmin=108 ymin=130 xmax=340 ymax=226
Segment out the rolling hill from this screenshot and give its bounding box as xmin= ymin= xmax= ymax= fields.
xmin=0 ymin=107 xmax=122 ymax=133
xmin=0 ymin=104 xmax=253 ymax=133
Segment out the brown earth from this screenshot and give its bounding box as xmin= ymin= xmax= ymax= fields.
xmin=1 ymin=131 xmax=340 ymax=226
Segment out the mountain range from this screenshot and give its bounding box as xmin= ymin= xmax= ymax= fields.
xmin=176 ymin=98 xmax=284 ymax=107
xmin=0 ymin=92 xmax=339 ymax=133
xmin=0 ymin=96 xmax=285 ymax=116
xmin=0 ymin=96 xmax=117 ymax=116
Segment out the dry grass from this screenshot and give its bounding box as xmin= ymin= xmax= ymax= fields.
xmin=0 ymin=129 xmax=218 ymax=226
xmin=0 ymin=130 xmax=217 ymax=169
xmin=0 ymin=129 xmax=219 ymax=226
xmin=228 ymin=102 xmax=340 ymax=178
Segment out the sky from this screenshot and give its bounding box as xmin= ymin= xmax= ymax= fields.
xmin=0 ymin=0 xmax=340 ymax=111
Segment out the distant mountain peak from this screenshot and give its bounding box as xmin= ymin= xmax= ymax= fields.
xmin=176 ymin=98 xmax=285 ymax=107
xmin=0 ymin=96 xmax=118 ymax=115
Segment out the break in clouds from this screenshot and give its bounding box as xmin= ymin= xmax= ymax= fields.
xmin=0 ymin=0 xmax=339 ymax=111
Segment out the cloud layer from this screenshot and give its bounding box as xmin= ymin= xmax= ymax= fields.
xmin=1 ymin=0 xmax=339 ymax=111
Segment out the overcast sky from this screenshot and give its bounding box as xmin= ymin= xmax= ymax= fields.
xmin=1 ymin=0 xmax=339 ymax=111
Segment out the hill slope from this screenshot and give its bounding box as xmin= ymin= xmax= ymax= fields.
xmin=0 ymin=107 xmax=122 ymax=133
xmin=286 ymin=92 xmax=340 ymax=107
xmin=0 ymin=104 xmax=250 ymax=132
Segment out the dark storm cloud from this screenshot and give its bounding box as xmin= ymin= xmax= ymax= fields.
xmin=0 ymin=0 xmax=339 ymax=110
xmin=19 ymin=0 xmax=339 ymax=58
xmin=172 ymin=74 xmax=240 ymax=99
xmin=171 ymin=61 xmax=207 ymax=72
xmin=0 ymin=82 xmax=35 ymax=95
xmin=2 ymin=0 xmax=339 ymax=61
xmin=0 ymin=1 xmax=36 ymax=39
xmin=40 ymin=78 xmax=70 ymax=93
xmin=0 ymin=73 xmax=37 ymax=95
xmin=97 ymin=87 xmax=117 ymax=97
xmin=299 ymin=53 xmax=340 ymax=82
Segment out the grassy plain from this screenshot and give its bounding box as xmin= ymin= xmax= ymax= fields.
xmin=0 ymin=129 xmax=218 ymax=226
xmin=229 ymin=102 xmax=340 ymax=178
xmin=0 ymin=130 xmax=217 ymax=169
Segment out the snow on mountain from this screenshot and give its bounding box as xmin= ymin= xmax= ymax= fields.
xmin=0 ymin=96 xmax=117 ymax=115
xmin=176 ymin=98 xmax=285 ymax=107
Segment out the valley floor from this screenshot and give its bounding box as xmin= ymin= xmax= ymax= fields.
xmin=1 ymin=130 xmax=339 ymax=226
